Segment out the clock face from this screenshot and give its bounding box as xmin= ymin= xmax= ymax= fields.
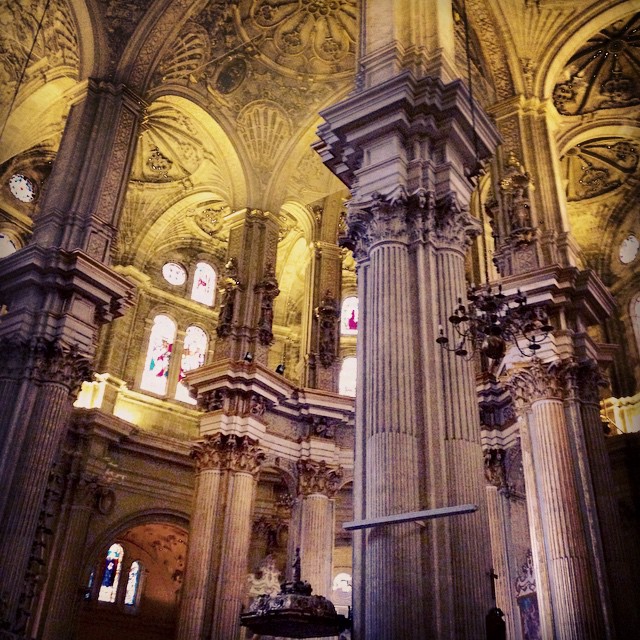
xmin=619 ymin=234 xmax=639 ymax=264
xmin=9 ymin=174 xmax=36 ymax=203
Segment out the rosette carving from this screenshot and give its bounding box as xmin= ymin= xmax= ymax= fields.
xmin=296 ymin=459 xmax=342 ymax=497
xmin=191 ymin=433 xmax=265 ymax=474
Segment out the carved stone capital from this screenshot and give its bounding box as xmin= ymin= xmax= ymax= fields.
xmin=296 ymin=459 xmax=343 ymax=497
xmin=342 ymin=189 xmax=481 ymax=260
xmin=564 ymin=360 xmax=608 ymax=405
xmin=1 ymin=337 xmax=92 ymax=396
xmin=504 ymin=359 xmax=569 ymax=408
xmin=191 ymin=433 xmax=265 ymax=474
xmin=307 ymin=416 xmax=339 ymax=439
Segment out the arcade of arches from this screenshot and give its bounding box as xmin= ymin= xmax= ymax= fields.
xmin=0 ymin=1 xmax=639 ymax=639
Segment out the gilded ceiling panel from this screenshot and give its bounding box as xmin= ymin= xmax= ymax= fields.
xmin=553 ymin=13 xmax=640 ymax=116
xmin=0 ymin=0 xmax=79 ymax=113
xmin=560 ymin=137 xmax=639 ymax=201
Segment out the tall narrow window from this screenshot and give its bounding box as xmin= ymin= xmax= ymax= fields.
xmin=341 ymin=296 xmax=358 ymax=335
xmin=191 ymin=262 xmax=216 ymax=306
xmin=141 ymin=315 xmax=176 ymax=395
xmin=632 ymin=295 xmax=640 ymax=358
xmin=98 ymin=543 xmax=124 ymax=603
xmin=339 ymin=356 xmax=357 ymax=397
xmin=175 ymin=325 xmax=208 ymax=403
xmin=124 ymin=561 xmax=143 ymax=606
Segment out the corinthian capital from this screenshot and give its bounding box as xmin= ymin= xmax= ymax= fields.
xmin=191 ymin=433 xmax=265 ymax=474
xmin=296 ymin=459 xmax=343 ymax=497
xmin=504 ymin=359 xmax=569 ymax=408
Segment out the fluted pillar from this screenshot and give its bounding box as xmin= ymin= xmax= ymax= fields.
xmin=508 ymin=361 xmax=606 ymax=639
xmin=40 ymin=475 xmax=101 ymax=640
xmin=290 ymin=459 xmax=342 ymax=597
xmin=0 ymin=78 xmax=138 ymax=632
xmin=176 ymin=433 xmax=264 ymax=640
xmin=484 ymin=454 xmax=520 ymax=640
xmin=571 ymin=363 xmax=638 ymax=638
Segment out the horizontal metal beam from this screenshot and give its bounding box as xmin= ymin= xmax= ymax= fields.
xmin=343 ymin=504 xmax=478 ymax=531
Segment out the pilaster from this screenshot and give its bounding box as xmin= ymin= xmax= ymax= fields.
xmin=214 ymin=208 xmax=280 ymax=366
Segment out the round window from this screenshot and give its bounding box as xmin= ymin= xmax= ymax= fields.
xmin=9 ymin=174 xmax=36 ymax=203
xmin=162 ymin=262 xmax=187 ymax=285
xmin=619 ymin=234 xmax=639 ymax=264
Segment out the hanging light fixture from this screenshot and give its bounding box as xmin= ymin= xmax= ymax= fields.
xmin=437 ymin=284 xmax=553 ymax=360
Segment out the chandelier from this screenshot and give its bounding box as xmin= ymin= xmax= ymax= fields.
xmin=436 ymin=284 xmax=553 ymax=360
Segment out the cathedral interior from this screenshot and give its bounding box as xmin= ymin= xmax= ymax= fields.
xmin=0 ymin=1 xmax=639 ymax=639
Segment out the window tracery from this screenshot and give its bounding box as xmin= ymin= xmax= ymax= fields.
xmin=0 ymin=233 xmax=17 ymax=258
xmin=124 ymin=561 xmax=143 ymax=607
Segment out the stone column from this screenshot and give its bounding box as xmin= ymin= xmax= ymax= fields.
xmin=214 ymin=209 xmax=280 ymax=366
xmin=0 ymin=79 xmax=139 ymax=632
xmin=570 ymin=362 xmax=638 ymax=638
xmin=290 ymin=459 xmax=342 ymax=597
xmin=176 ymin=433 xmax=264 ymax=640
xmin=301 ymin=193 xmax=345 ymax=391
xmin=40 ymin=475 xmax=102 ymax=640
xmin=316 ymin=25 xmax=500 ymax=636
xmin=515 ymin=411 xmax=555 ymax=639
xmin=484 ymin=451 xmax=520 ymax=640
xmin=508 ymin=361 xmax=606 ymax=639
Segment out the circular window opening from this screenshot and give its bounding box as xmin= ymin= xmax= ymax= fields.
xmin=9 ymin=174 xmax=36 ymax=203
xmin=162 ymin=262 xmax=187 ymax=285
xmin=619 ymin=234 xmax=639 ymax=264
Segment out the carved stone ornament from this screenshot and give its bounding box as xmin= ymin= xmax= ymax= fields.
xmin=342 ymin=188 xmax=481 ymax=261
xmin=1 ymin=337 xmax=92 ymax=396
xmin=308 ymin=416 xmax=338 ymax=439
xmin=515 ymin=549 xmax=536 ymax=598
xmin=191 ymin=433 xmax=265 ymax=474
xmin=484 ymin=448 xmax=510 ymax=495
xmin=498 ymin=153 xmax=535 ymax=245
xmin=255 ymin=262 xmax=280 ymax=346
xmin=563 ymin=360 xmax=608 ymax=405
xmin=296 ymin=459 xmax=343 ymax=497
xmin=504 ymin=359 xmax=568 ymax=409
xmin=197 ymin=389 xmax=226 ymax=412
xmin=216 ymin=257 xmax=241 ymax=338
xmin=253 ymin=516 xmax=288 ymax=552
xmin=247 ymin=554 xmax=282 ymax=598
xmin=315 ymin=290 xmax=339 ymax=368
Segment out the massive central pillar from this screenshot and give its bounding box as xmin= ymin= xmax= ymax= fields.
xmin=315 ymin=3 xmax=501 ymax=635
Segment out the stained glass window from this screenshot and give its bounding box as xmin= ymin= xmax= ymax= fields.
xmin=339 ymin=357 xmax=357 ymax=397
xmin=341 ymin=297 xmax=358 ymax=335
xmin=140 ymin=315 xmax=176 ymax=395
xmin=191 ymin=262 xmax=216 ymax=306
xmin=98 ymin=543 xmax=124 ymax=603
xmin=124 ymin=561 xmax=142 ymax=606
xmin=175 ymin=325 xmax=208 ymax=403
xmin=162 ymin=262 xmax=187 ymax=285
xmin=0 ymin=233 xmax=17 ymax=258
